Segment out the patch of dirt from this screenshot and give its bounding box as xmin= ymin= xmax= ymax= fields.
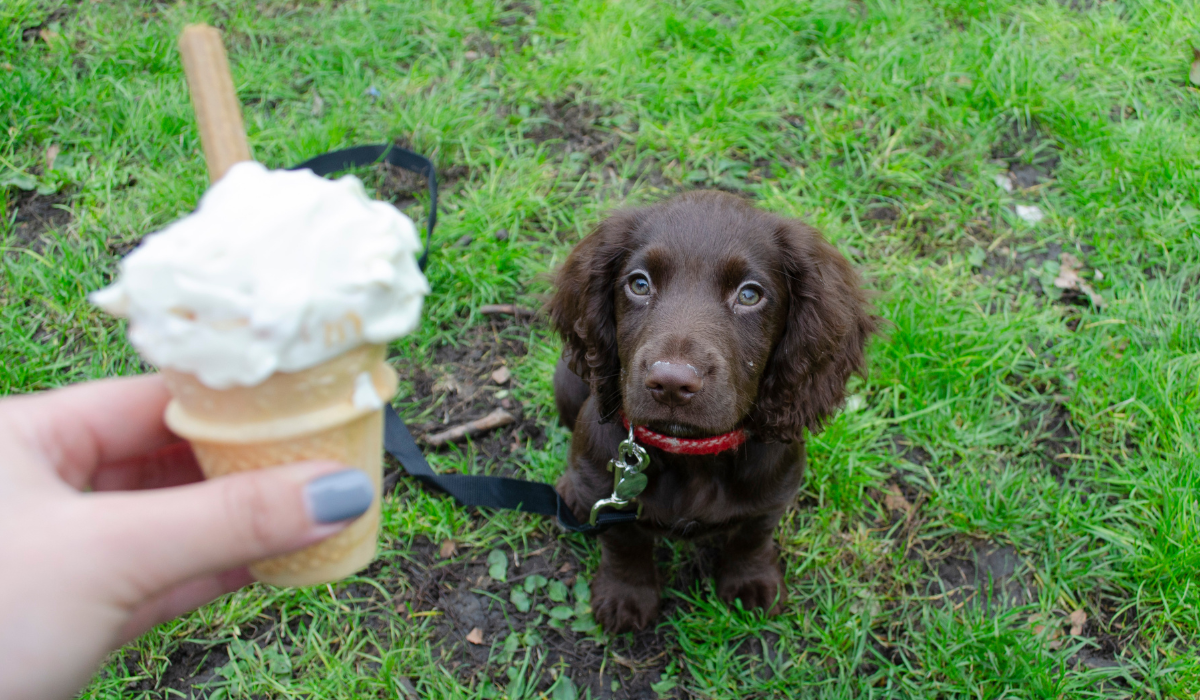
xmin=370 ymin=139 xmax=470 ymax=210
xmin=990 ymin=117 xmax=1060 ymax=185
xmin=495 ymin=1 xmax=538 ymax=27
xmin=1016 ymin=403 xmax=1080 ymax=484
xmin=397 ymin=535 xmax=678 ymax=699
xmin=1109 ymin=104 xmax=1138 ymax=123
xmin=132 ymin=641 xmax=229 ymax=699
xmin=863 ymin=203 xmax=900 ymax=222
xmin=1058 ymin=0 xmax=1110 ymax=10
xmin=20 ymin=6 xmax=74 ymax=42
xmin=921 ymin=539 xmax=1032 ymax=612
xmin=386 ymin=317 xmax=544 ymax=487
xmin=974 ymin=241 xmax=1100 ymax=309
xmin=5 ymin=189 xmax=71 ymax=251
xmin=527 ymin=97 xmax=626 ymax=164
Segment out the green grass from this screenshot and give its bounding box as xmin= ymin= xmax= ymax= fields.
xmin=4 ymin=0 xmax=1200 ymax=697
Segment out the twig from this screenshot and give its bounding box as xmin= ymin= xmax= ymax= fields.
xmin=480 ymin=304 xmax=535 ymax=317
xmin=423 ymin=408 xmax=515 ymax=446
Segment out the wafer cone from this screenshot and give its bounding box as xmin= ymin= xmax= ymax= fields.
xmin=162 ymin=344 xmax=397 ymax=586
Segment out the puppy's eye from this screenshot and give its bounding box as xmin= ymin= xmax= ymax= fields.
xmin=628 ymin=274 xmax=652 ymax=296
xmin=736 ymin=284 xmax=763 ymax=306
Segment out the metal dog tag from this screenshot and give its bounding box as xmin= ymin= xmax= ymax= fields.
xmin=589 ymin=424 xmax=650 ymax=525
xmin=614 ymin=471 xmax=648 ymax=500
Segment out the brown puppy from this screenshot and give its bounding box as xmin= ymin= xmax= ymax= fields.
xmin=548 ymin=191 xmax=877 ymax=633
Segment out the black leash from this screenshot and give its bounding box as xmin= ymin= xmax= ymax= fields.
xmin=293 ymin=143 xmax=635 ymax=536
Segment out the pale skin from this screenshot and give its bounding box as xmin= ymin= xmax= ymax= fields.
xmin=0 ymin=375 xmax=354 ymax=700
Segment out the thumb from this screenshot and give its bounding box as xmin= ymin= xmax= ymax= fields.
xmin=91 ymin=461 xmax=375 ymax=595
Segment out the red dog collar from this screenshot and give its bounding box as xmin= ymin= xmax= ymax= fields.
xmin=620 ymin=415 xmax=746 ymax=455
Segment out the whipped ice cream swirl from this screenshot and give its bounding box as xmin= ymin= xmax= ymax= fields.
xmin=91 ymin=161 xmax=429 ymax=389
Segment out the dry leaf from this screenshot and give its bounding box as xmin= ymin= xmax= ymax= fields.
xmin=1054 ymin=253 xmax=1105 ymax=307
xmin=884 ymin=484 xmax=912 ymax=513
xmin=491 ymin=366 xmax=511 ymax=385
xmin=432 ymin=374 xmax=463 ymax=395
xmin=466 ymin=627 xmax=484 ymax=645
xmin=1190 ymin=47 xmax=1200 ymax=86
xmin=993 ymin=173 xmax=1014 ymax=193
xmin=1068 ymin=609 xmax=1087 ymax=636
xmin=464 ymin=50 xmax=480 ymax=60
xmin=558 ymin=562 xmax=573 ymax=573
xmin=45 ymin=144 xmax=60 ymax=171
xmin=439 ymin=539 xmax=457 ymax=558
xmin=39 ymin=28 xmax=59 ymax=43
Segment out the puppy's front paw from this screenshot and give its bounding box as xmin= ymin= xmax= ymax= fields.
xmin=717 ymin=561 xmax=786 ymax=615
xmin=591 ymin=569 xmax=660 ymax=633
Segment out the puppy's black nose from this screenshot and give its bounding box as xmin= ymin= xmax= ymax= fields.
xmin=645 ymin=361 xmax=703 ymax=406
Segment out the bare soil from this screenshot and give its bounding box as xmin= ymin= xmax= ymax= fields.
xmin=6 ymin=188 xmax=72 ymax=251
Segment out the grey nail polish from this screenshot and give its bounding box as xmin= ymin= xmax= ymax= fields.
xmin=305 ymin=470 xmax=374 ymax=524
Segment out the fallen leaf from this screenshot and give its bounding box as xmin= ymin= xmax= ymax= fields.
xmin=1015 ymin=204 xmax=1045 ymax=224
xmin=510 ymin=588 xmax=531 ymax=612
xmin=464 ymin=50 xmax=480 ymax=60
xmin=45 ymin=144 xmax=60 ymax=171
xmin=547 ymin=579 xmax=569 ymax=603
xmin=39 ymin=28 xmax=59 ymax=43
xmin=1190 ymin=47 xmax=1200 ymax=86
xmin=1054 ymin=253 xmax=1105 ymax=307
xmin=439 ymin=539 xmax=457 ymax=558
xmin=466 ymin=627 xmax=484 ymax=645
xmin=491 ymin=366 xmax=511 ymax=385
xmin=884 ymin=484 xmax=912 ymax=513
xmin=558 ymin=562 xmax=573 ymax=573
xmin=487 ymin=549 xmax=508 ymax=581
xmin=993 ymin=173 xmax=1014 ymax=193
xmin=1069 ymin=609 xmax=1087 ymax=636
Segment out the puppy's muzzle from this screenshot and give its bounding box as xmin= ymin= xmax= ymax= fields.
xmin=644 ymin=361 xmax=703 ymax=407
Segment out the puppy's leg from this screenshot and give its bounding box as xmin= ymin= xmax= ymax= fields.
xmin=553 ymin=357 xmax=590 ymax=432
xmin=716 ymin=512 xmax=787 ymax=614
xmin=591 ymin=523 xmax=660 ymax=633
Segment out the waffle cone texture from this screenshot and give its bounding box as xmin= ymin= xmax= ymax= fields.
xmin=163 ymin=344 xmax=396 ymax=587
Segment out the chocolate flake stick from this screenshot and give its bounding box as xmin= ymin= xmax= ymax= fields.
xmin=424 ymin=408 xmax=515 ymax=447
xmin=178 ymin=24 xmax=252 ymax=182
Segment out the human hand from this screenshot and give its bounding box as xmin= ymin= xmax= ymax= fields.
xmin=0 ymin=374 xmax=374 ymax=700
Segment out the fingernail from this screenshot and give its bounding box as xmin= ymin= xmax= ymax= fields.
xmin=305 ymin=469 xmax=374 ymax=523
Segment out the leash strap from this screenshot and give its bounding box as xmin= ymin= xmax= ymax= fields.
xmin=290 ymin=144 xmax=436 ymax=271
xmin=294 ymin=144 xmax=636 ymax=535
xmin=382 ymin=404 xmax=638 ymax=535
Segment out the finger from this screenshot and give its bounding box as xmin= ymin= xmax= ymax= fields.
xmin=117 ymin=568 xmax=252 ymax=644
xmin=3 ymin=374 xmax=176 ymax=488
xmin=93 ymin=461 xmax=376 ymax=597
xmin=92 ymin=442 xmax=205 ymax=492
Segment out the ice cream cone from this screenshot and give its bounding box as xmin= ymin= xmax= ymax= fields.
xmin=162 ymin=344 xmax=397 ymax=587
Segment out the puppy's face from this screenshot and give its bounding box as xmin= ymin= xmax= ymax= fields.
xmin=550 ymin=190 xmax=876 ymax=443
xmin=613 ymin=203 xmax=788 ymax=436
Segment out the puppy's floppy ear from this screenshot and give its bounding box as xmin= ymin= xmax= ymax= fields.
xmin=548 ymin=208 xmax=645 ymax=422
xmin=752 ymin=219 xmax=878 ymax=442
